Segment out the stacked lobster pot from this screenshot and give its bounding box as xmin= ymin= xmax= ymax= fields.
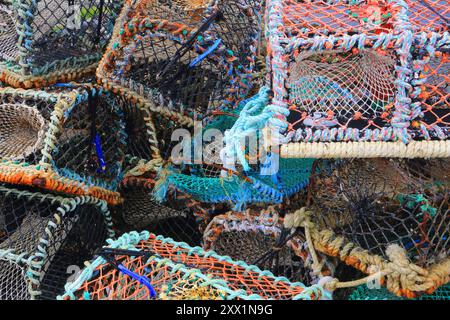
xmin=96 ymin=0 xmax=266 ymax=235
xmin=207 ymin=0 xmax=450 ymax=299
xmin=59 ymin=231 xmax=330 ymax=300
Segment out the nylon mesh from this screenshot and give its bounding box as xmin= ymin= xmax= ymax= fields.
xmin=61 ymin=232 xmax=325 ymax=300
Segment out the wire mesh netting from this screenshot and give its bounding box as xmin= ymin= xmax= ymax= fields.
xmin=0 ymin=184 xmax=114 ymax=300
xmin=59 ymin=231 xmax=329 ymax=300
xmin=98 ymin=0 xmax=263 ymax=121
xmin=0 ymin=89 xmax=55 ymax=162
xmin=0 ymin=0 xmax=124 ymax=88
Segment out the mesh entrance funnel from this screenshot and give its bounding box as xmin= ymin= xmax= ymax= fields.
xmin=0 ymin=185 xmax=114 ymax=300
xmin=0 ymin=103 xmax=47 ymax=159
xmin=98 ymin=0 xmax=262 ymax=123
xmin=0 ymin=259 xmax=30 ymax=300
xmin=59 ymin=231 xmax=329 ymax=300
xmin=0 ymin=0 xmax=124 ymax=88
xmin=288 ymin=50 xmax=396 ymax=124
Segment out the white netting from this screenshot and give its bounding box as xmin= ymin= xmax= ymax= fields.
xmin=288 ymin=50 xmax=397 ymax=123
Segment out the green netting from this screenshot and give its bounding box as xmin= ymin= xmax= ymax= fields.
xmin=155 ymin=158 xmax=314 ymax=210
xmin=203 ymin=94 xmax=258 ymax=132
xmin=348 ymin=284 xmax=450 ymax=300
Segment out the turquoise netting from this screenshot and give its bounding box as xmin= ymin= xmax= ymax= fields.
xmin=348 ymin=284 xmax=450 ymax=301
xmin=155 ymin=158 xmax=314 ymax=209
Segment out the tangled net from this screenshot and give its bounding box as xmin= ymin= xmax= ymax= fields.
xmin=59 ymin=231 xmax=329 ymax=300
xmin=0 ymin=185 xmax=114 ymax=300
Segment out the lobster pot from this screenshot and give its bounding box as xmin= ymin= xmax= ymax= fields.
xmin=0 ymin=185 xmax=114 ymax=299
xmin=0 ymin=259 xmax=31 ymax=300
xmin=98 ymin=0 xmax=262 ymax=121
xmin=0 ymin=87 xmax=127 ymax=198
xmin=117 ymin=176 xmax=202 ymax=246
xmin=266 ymin=0 xmax=450 ymax=158
xmin=60 ymin=231 xmax=329 ymax=300
xmin=0 ymin=0 xmax=124 ymax=88
xmin=203 ymin=210 xmax=314 ymax=284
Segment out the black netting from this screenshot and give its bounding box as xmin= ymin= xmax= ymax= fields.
xmin=204 ymin=213 xmax=314 ymax=284
xmin=119 ymin=97 xmax=154 ymax=162
xmin=117 ymin=183 xmax=202 ymax=246
xmin=29 ymin=0 xmax=123 ymax=68
xmin=124 ymin=32 xmax=229 ymax=117
xmin=119 ymin=96 xmax=191 ymax=169
xmin=310 ymin=159 xmax=450 ymax=268
xmin=38 ymin=204 xmax=109 ymax=300
xmin=51 ymin=91 xmax=126 ymax=187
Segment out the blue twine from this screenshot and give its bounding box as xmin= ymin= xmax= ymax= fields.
xmin=189 ymin=39 xmax=222 ymax=68
xmin=117 ymin=264 xmax=157 ymax=298
xmin=93 ymin=134 xmax=107 ymax=173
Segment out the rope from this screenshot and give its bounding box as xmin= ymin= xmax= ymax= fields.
xmin=281 ymin=141 xmax=450 ymax=158
xmin=285 ymin=207 xmax=450 ymax=298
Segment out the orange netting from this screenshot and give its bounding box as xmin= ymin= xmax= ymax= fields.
xmin=281 ymin=0 xmax=397 ymax=39
xmin=412 ymin=50 xmax=449 ymax=137
xmin=407 ymin=0 xmax=448 ymax=33
xmin=60 ymin=232 xmax=328 ymax=300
